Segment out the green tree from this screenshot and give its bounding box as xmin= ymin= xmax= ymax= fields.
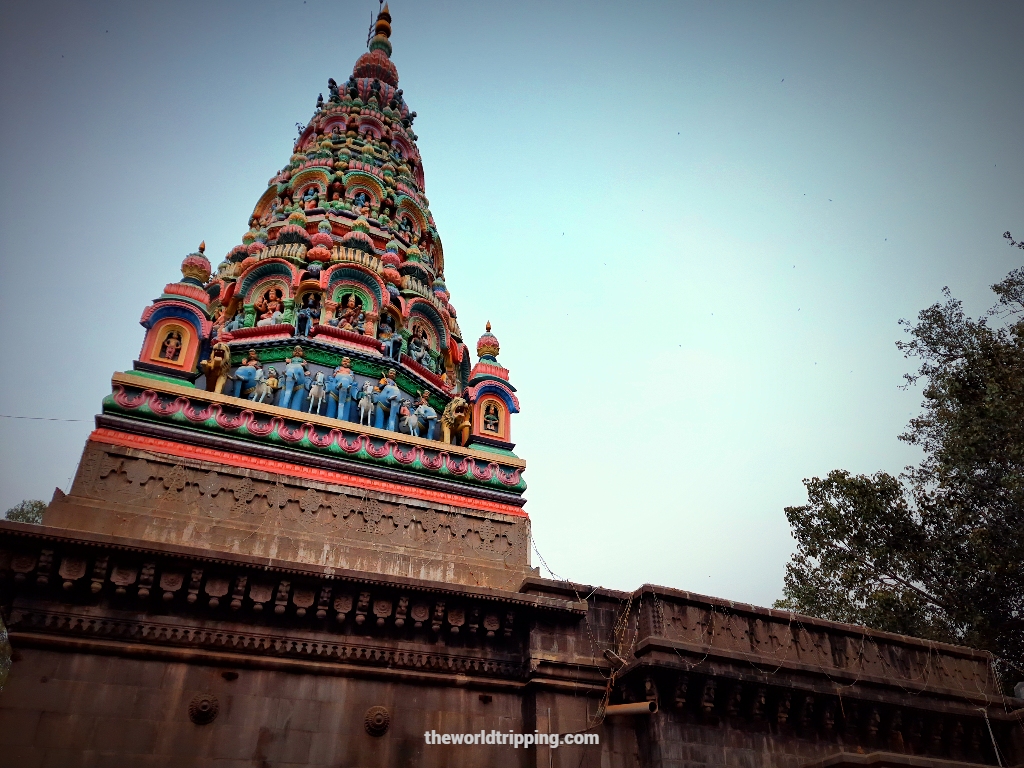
xmin=777 ymin=254 xmax=1024 ymax=688
xmin=4 ymin=499 xmax=46 ymax=524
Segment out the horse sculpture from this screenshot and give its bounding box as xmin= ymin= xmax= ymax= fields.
xmin=307 ymin=371 xmax=327 ymax=415
xmin=357 ymin=382 xmax=375 ymax=426
xmin=252 ymin=367 xmax=279 ymax=403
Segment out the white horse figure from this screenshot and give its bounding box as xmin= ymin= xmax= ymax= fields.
xmin=307 ymin=371 xmax=327 ymax=414
xmin=357 ymin=382 xmax=375 ymax=426
xmin=252 ymin=366 xmax=279 ymax=403
xmin=256 ymin=310 xmax=283 ymax=328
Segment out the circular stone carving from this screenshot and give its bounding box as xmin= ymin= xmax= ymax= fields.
xmin=188 ymin=693 xmax=219 ymax=725
xmin=364 ymin=705 xmax=390 ymax=736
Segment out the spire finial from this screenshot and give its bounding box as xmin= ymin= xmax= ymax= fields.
xmin=199 ymin=240 xmax=206 ymax=254
xmin=367 ymin=1 xmax=393 ymax=57
xmin=485 ymin=321 xmax=491 ymax=332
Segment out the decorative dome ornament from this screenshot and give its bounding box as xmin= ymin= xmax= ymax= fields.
xmin=181 ymin=242 xmax=212 ymax=285
xmin=477 ymin=321 xmax=500 ymax=361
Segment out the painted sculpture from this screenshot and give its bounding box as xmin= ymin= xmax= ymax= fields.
xmin=295 ymin=293 xmax=321 ymax=336
xmin=372 ymin=370 xmax=403 ymax=431
xmin=440 ymin=397 xmax=471 ymax=445
xmin=200 ymin=343 xmax=232 ymax=394
xmin=279 ymin=347 xmax=310 ymax=410
xmin=252 ymin=367 xmax=280 ymax=403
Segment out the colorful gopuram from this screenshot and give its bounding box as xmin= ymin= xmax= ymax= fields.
xmin=0 ymin=7 xmax=1020 ymax=767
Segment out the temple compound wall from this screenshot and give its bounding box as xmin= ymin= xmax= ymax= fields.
xmin=1 ymin=519 xmax=1020 ymax=767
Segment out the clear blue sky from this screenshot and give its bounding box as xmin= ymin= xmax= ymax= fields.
xmin=1 ymin=1 xmax=1021 ymax=608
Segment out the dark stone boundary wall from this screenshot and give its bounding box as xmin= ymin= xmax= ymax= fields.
xmin=1 ymin=525 xmax=1021 ymax=767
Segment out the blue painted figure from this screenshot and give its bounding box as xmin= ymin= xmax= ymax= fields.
xmin=230 ymin=350 xmax=262 ymax=399
xmin=325 ymin=358 xmax=359 ymax=420
xmin=279 ymin=346 xmax=309 ymax=411
xmin=413 ymin=392 xmax=439 ymax=440
xmin=372 ymin=369 xmax=403 ymax=431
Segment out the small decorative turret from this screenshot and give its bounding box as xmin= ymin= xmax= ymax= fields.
xmin=465 ymin=322 xmax=520 ymax=452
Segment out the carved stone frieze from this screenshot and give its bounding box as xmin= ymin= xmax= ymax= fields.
xmin=66 ymin=443 xmax=531 ymax=568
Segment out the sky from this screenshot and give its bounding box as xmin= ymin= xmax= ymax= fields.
xmin=1 ymin=0 xmax=1022 ymax=609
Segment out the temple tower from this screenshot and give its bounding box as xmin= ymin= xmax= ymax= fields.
xmin=43 ymin=3 xmax=530 ymax=590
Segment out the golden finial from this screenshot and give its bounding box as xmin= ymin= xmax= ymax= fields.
xmin=199 ymin=241 xmax=206 ymax=253
xmin=486 ymin=321 xmax=491 ymax=332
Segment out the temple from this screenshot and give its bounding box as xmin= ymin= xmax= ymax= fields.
xmin=0 ymin=6 xmax=1020 ymax=767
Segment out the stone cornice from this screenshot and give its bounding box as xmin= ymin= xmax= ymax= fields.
xmin=0 ymin=522 xmax=582 ymax=613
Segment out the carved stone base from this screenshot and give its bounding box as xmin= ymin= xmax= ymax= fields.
xmin=45 ymin=440 xmax=534 ymax=590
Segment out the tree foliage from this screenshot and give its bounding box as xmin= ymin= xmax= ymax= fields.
xmin=4 ymin=499 xmax=45 ymax=524
xmin=777 ymin=255 xmax=1024 ymax=688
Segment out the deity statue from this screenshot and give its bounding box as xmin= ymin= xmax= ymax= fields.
xmin=352 ymin=191 xmax=370 ymax=215
xmin=418 ymin=237 xmax=433 ymax=266
xmin=329 ymin=295 xmax=363 ymax=332
xmin=159 ymin=330 xmax=183 ymax=362
xmin=483 ymin=403 xmax=500 ymax=434
xmin=409 ymin=327 xmax=431 ymax=368
xmin=255 ymin=288 xmax=285 ymax=324
xmin=302 ymin=187 xmax=319 ymax=210
xmin=327 ymin=77 xmax=340 ymax=102
xmin=376 ymin=313 xmax=402 ymax=359
xmin=398 ymin=215 xmax=414 ymax=240
xmin=295 ymin=293 xmax=321 ymax=336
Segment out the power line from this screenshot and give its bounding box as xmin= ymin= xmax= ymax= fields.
xmin=0 ymin=414 xmax=88 ymax=423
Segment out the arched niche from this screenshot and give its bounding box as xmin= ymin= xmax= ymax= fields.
xmin=138 ymin=302 xmax=209 ymax=373
xmin=323 ymin=264 xmax=385 ymax=313
xmin=403 ymin=298 xmax=449 ymax=351
xmin=474 ymin=395 xmax=508 ymax=441
xmin=238 ymin=261 xmax=296 ymax=303
xmin=252 ymin=185 xmax=281 ymax=225
xmin=358 ymin=115 xmax=385 ymax=139
xmin=467 ymin=380 xmax=520 ymax=444
xmin=290 ymin=169 xmax=330 ymax=198
xmin=395 ymin=195 xmax=426 ymax=239
xmin=343 ymin=171 xmax=383 ymax=202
